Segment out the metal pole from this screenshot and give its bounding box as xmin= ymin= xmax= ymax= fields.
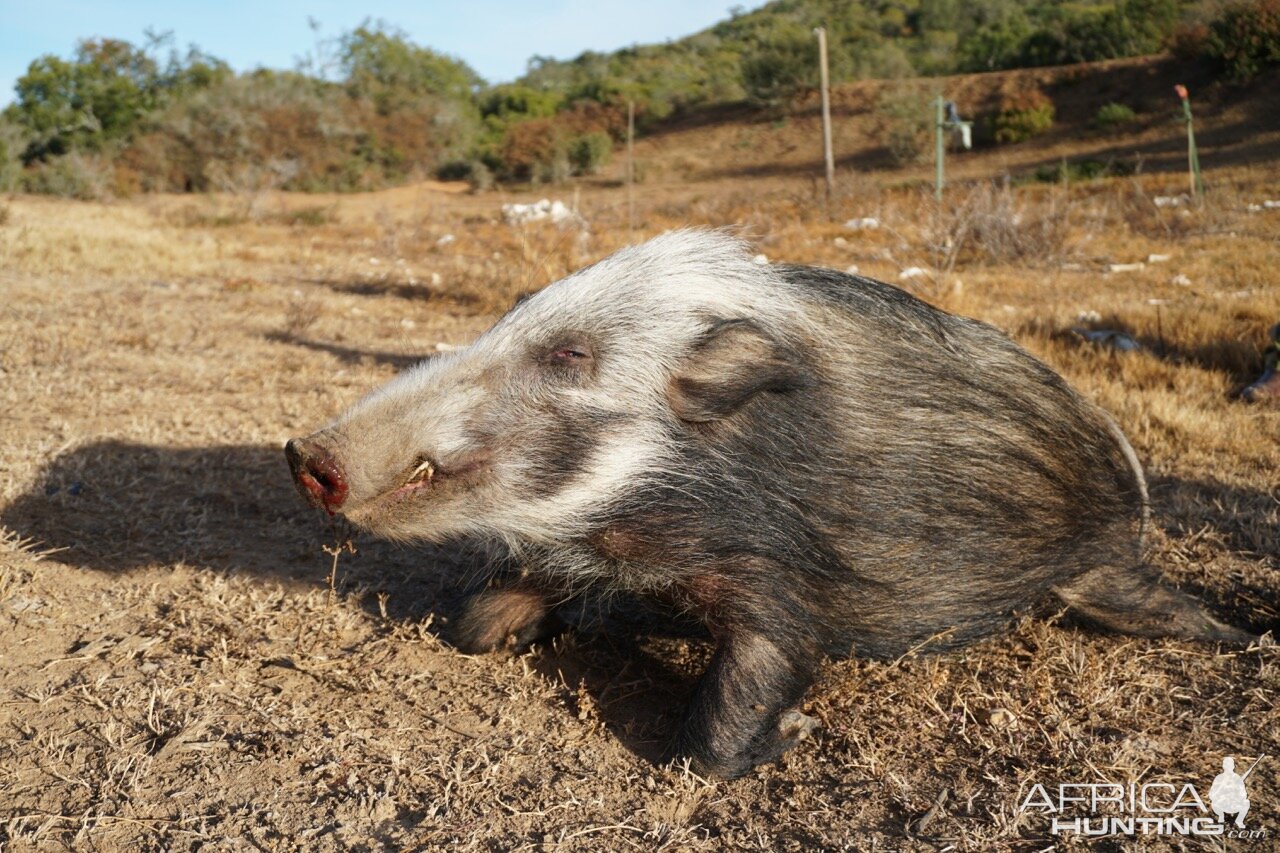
xmin=815 ymin=27 xmax=835 ymax=201
xmin=1176 ymin=85 xmax=1203 ymax=202
xmin=934 ymin=95 xmax=945 ymax=202
xmin=626 ymin=99 xmax=636 ymax=235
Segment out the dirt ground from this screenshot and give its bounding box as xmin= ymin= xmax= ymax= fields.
xmin=1 ymin=156 xmax=1278 ymax=851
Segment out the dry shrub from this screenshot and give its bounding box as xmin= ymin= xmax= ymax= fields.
xmin=284 ymin=292 xmax=323 ymax=336
xmin=498 ymin=118 xmax=565 ymax=182
xmin=554 ymin=101 xmax=627 ymax=141
xmin=1093 ymin=177 xmax=1249 ymax=241
xmin=268 ymin=205 xmax=337 ymax=227
xmin=20 ymin=152 xmax=116 ymax=200
xmin=497 ymin=102 xmax=623 ymax=183
xmin=930 ymin=182 xmax=1074 ymax=272
xmin=118 ymin=74 xmax=466 ymax=193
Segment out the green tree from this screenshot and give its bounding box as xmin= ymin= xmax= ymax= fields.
xmin=10 ymin=36 xmax=229 ymax=163
xmin=13 ymin=39 xmax=158 ymax=160
xmin=1205 ymin=0 xmax=1280 ymax=81
xmin=741 ymin=25 xmax=818 ymax=108
xmin=339 ymin=22 xmax=484 ymax=114
xmin=337 ymin=22 xmax=484 ymax=166
xmin=959 ymin=17 xmax=1033 ymax=70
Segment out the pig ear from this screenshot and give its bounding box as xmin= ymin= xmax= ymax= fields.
xmin=668 ymin=319 xmax=813 ymax=423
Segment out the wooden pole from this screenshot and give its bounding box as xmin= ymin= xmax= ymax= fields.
xmin=815 ymin=27 xmax=835 ymax=204
xmin=627 ymin=99 xmax=636 ymax=236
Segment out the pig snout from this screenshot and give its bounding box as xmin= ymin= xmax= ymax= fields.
xmin=285 ymin=438 xmax=349 ymax=514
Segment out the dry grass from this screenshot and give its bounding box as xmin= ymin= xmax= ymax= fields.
xmin=0 ymin=164 xmax=1277 ymax=850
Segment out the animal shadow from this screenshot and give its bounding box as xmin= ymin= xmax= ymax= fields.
xmin=265 ymin=330 xmax=433 ymax=370
xmin=526 ymin=600 xmax=713 ymax=765
xmin=1 ymin=439 xmax=708 ymax=767
xmin=0 ymin=440 xmax=463 ymax=602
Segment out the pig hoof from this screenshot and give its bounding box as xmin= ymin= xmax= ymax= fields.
xmin=777 ymin=709 xmax=821 ymax=742
xmin=453 ymin=617 xmax=560 ymax=655
xmin=452 ymin=588 xmax=564 ymax=655
xmin=687 ymin=710 xmax=822 ymax=778
xmin=1241 ymin=370 xmax=1280 ymax=403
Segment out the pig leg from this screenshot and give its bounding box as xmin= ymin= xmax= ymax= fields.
xmin=1053 ymin=564 xmax=1255 ymax=644
xmin=453 ymin=584 xmax=563 ymax=654
xmin=675 ymin=631 xmax=820 ymax=779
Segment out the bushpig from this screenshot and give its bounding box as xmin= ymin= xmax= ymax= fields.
xmin=285 ymin=230 xmax=1252 ymax=779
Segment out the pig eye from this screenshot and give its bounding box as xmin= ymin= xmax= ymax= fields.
xmin=546 ymin=339 xmax=594 ymax=366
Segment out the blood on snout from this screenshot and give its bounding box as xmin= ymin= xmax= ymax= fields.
xmin=285 ymin=439 xmax=349 ymax=514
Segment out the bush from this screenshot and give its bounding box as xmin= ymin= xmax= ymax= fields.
xmin=1169 ymin=21 xmax=1212 ymax=61
xmin=994 ymin=90 xmax=1054 ymax=144
xmin=568 ymin=131 xmax=612 ymax=175
xmin=21 ymin=151 xmax=114 ymax=199
xmin=1094 ymin=102 xmax=1137 ymax=130
xmin=532 ymin=150 xmax=571 ymax=186
xmin=126 ymin=72 xmax=364 ymax=192
xmin=492 ymin=103 xmax=621 ymax=183
xmin=1033 ymin=158 xmax=1137 ymax=183
xmin=479 ymin=84 xmax=562 ymax=133
xmin=1205 ymin=0 xmax=1280 ymax=82
xmin=122 ymin=68 xmax=469 ymax=193
xmin=435 ymin=158 xmax=493 ymax=190
xmin=466 ymin=159 xmax=494 ymax=191
xmin=0 ymin=120 xmax=29 ymax=191
xmin=497 ymin=117 xmax=563 ymax=182
xmin=875 ymin=83 xmax=933 ymax=166
xmin=434 ymin=159 xmax=472 ymax=181
xmin=933 ymin=182 xmax=1073 ymax=268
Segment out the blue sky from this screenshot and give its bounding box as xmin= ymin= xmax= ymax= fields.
xmin=0 ymin=1 xmax=746 ymax=104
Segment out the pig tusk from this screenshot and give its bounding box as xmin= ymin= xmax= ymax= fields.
xmin=408 ymin=458 xmax=435 ymax=484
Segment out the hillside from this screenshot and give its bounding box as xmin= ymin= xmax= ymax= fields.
xmin=519 ymin=0 xmax=1204 ymax=112
xmin=5 ymin=0 xmax=1277 ymax=196
xmin=619 ymin=55 xmax=1280 ymax=189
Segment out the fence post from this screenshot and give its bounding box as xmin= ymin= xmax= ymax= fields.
xmin=934 ymin=95 xmax=945 ymax=202
xmin=627 ymin=99 xmax=636 ymax=235
xmin=814 ymin=27 xmax=835 ymax=205
xmin=1175 ymin=84 xmax=1203 ymax=202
